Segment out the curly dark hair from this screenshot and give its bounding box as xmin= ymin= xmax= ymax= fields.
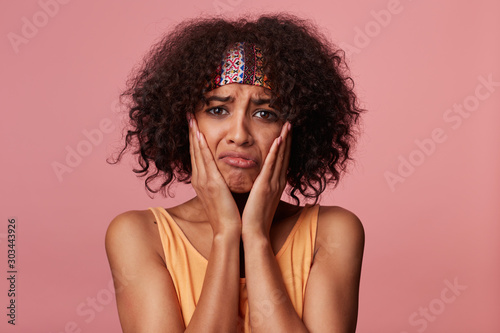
xmin=111 ymin=13 xmax=363 ymax=204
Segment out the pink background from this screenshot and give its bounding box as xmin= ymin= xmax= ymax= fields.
xmin=1 ymin=0 xmax=499 ymax=332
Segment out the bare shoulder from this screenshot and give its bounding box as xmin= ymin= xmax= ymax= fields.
xmin=105 ymin=209 xmax=162 ymax=260
xmin=106 ymin=210 xmax=156 ymax=241
xmin=315 ymin=206 xmax=365 ymax=260
xmin=317 ymin=206 xmax=364 ymax=239
xmin=105 ymin=210 xmax=185 ymax=332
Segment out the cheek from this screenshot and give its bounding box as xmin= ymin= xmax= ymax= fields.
xmin=258 ymin=127 xmax=282 ymax=156
xmin=197 ymin=121 xmax=222 ymax=154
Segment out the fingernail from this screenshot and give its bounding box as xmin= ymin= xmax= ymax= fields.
xmin=190 ymin=118 xmax=193 ymax=128
xmin=287 ymin=122 xmax=291 ymax=131
xmin=278 ymin=136 xmax=282 ymax=145
xmin=196 ymin=130 xmax=200 ymax=140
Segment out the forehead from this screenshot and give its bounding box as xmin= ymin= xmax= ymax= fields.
xmin=203 ymin=83 xmax=272 ymax=101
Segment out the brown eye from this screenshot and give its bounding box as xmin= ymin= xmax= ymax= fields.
xmin=254 ymin=110 xmax=278 ymax=121
xmin=207 ymin=107 xmax=228 ymax=116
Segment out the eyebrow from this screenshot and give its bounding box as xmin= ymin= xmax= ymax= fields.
xmin=250 ymin=97 xmax=271 ymax=105
xmin=204 ymin=95 xmax=271 ymax=105
xmin=204 ymin=95 xmax=232 ymax=103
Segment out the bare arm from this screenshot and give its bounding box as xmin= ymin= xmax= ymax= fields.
xmin=242 ymin=122 xmax=309 ymax=332
xmin=186 ymin=229 xmax=240 ymax=332
xmin=105 ymin=116 xmax=245 ymax=332
xmin=243 ymin=231 xmax=309 ymax=332
xmin=243 ymin=207 xmax=364 ymax=333
xmin=105 ymin=211 xmax=185 ymax=333
xmin=105 ymin=210 xmax=241 ymax=333
xmin=185 ymin=114 xmax=242 ymax=331
xmin=241 ymin=122 xmax=364 ymax=332
xmin=302 ymin=206 xmax=364 ymax=333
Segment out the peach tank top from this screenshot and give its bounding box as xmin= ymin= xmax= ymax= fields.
xmin=148 ymin=204 xmax=319 ymax=332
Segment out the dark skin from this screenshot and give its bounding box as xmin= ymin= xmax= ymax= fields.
xmin=166 ymin=193 xmax=302 ymax=278
xmin=106 ymin=84 xmax=364 ymax=333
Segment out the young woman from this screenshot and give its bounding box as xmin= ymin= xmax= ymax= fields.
xmin=106 ymin=14 xmax=364 ymax=333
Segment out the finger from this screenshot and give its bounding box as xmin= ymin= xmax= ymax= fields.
xmin=272 ymin=122 xmax=290 ymax=184
xmin=191 ymin=117 xmax=207 ymax=181
xmin=192 ymin=117 xmax=226 ymax=186
xmin=280 ymin=122 xmax=292 ymax=185
xmin=256 ymin=135 xmax=281 ymax=184
xmin=188 ymin=114 xmax=199 ymax=181
xmin=197 ymin=129 xmax=224 ymax=178
xmin=257 ymin=121 xmax=289 ymax=184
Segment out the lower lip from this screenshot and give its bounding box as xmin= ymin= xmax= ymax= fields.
xmin=221 ymin=157 xmax=257 ymax=169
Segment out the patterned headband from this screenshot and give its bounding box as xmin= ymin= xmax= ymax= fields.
xmin=206 ymin=42 xmax=271 ymax=91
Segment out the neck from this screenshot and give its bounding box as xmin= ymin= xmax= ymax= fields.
xmin=190 ymin=192 xmax=289 ymax=220
xmin=232 ymin=192 xmax=250 ymax=216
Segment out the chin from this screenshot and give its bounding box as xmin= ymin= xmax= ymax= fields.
xmin=229 ymin=187 xmax=251 ymax=194
xmin=227 ymin=182 xmax=253 ymax=194
xmin=224 ymin=175 xmax=254 ymax=193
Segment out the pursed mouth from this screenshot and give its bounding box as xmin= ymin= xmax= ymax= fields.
xmin=219 ymin=152 xmax=258 ymax=168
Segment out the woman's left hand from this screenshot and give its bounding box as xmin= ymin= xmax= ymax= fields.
xmin=241 ymin=122 xmax=292 ymax=238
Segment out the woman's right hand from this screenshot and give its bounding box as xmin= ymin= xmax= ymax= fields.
xmin=188 ymin=114 xmax=241 ymax=236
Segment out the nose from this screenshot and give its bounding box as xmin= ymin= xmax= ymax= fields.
xmin=225 ymin=113 xmax=253 ymax=146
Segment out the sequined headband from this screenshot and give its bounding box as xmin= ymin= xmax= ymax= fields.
xmin=206 ymin=42 xmax=271 ymax=91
